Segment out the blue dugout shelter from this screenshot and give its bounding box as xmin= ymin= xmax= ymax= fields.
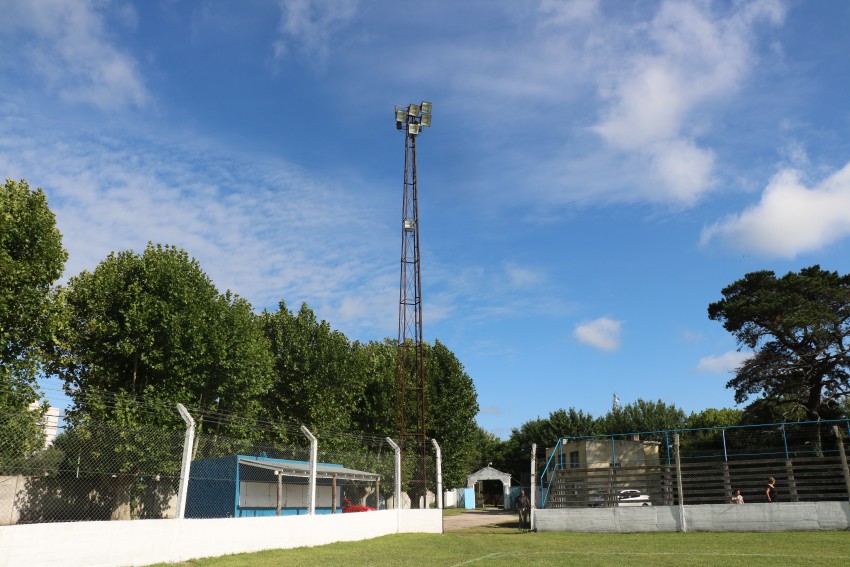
xmin=184 ymin=455 xmax=381 ymax=518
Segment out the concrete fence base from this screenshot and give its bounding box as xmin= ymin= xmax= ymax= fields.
xmin=534 ymin=502 xmax=850 ymax=533
xmin=0 ymin=509 xmax=442 ymax=567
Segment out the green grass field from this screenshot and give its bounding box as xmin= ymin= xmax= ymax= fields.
xmin=151 ymin=523 xmax=850 ymax=567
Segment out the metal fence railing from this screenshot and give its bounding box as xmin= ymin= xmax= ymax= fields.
xmin=539 ymin=419 xmax=850 ymax=509
xmin=1 ymin=405 xmax=441 ymax=525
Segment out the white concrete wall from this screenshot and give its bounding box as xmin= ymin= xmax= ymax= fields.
xmin=0 ymin=509 xmax=442 ymax=567
xmin=443 ymin=489 xmax=458 ymax=508
xmin=534 ymin=502 xmax=850 ymax=533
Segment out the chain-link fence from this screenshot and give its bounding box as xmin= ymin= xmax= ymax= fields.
xmin=540 ymin=420 xmax=850 ymax=509
xmin=1 ymin=405 xmax=443 ymax=525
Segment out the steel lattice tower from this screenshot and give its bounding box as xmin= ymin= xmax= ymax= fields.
xmin=394 ymin=101 xmax=432 ymax=505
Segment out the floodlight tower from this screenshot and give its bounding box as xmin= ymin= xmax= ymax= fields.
xmin=394 ymin=101 xmax=432 ymax=504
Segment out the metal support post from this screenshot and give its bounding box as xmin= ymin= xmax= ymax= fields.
xmin=431 ymin=438 xmax=443 ymax=509
xmin=721 ymin=429 xmax=731 ymax=500
xmin=833 ymin=425 xmax=850 ymax=501
xmin=275 ymin=471 xmax=282 ymax=516
xmin=332 ymin=475 xmax=338 ymax=514
xmin=782 ymin=425 xmax=799 ymax=501
xmin=301 ymin=425 xmax=318 ymax=515
xmin=386 ymin=437 xmax=402 ymax=509
xmin=674 ymin=434 xmax=686 ymax=532
xmin=175 ymin=403 xmax=195 ymax=520
xmin=530 ymin=443 xmax=537 ymax=530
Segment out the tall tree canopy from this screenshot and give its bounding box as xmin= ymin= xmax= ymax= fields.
xmin=423 ymin=339 xmax=479 ymax=489
xmin=708 ymin=266 xmax=850 ymax=421
xmin=260 ymin=301 xmax=367 ymax=436
xmin=49 ymin=243 xmax=274 ymax=436
xmin=601 ymin=398 xmax=688 ymax=434
xmin=1 ymin=179 xmax=67 ymax=407
xmin=1 ymin=179 xmax=67 ymax=466
xmin=500 ymin=408 xmax=599 ymax=482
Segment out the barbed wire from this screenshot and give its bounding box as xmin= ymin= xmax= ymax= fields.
xmin=4 ymin=381 xmax=401 ymax=446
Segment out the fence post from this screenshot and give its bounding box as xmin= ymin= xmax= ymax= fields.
xmin=431 ymin=439 xmax=443 ymax=509
xmin=175 ymin=403 xmax=195 ymax=520
xmin=386 ymin=437 xmax=402 ymax=510
xmin=300 ymin=425 xmax=318 ymax=515
xmin=674 ymin=433 xmax=687 ymax=532
xmin=530 ymin=442 xmax=537 ymax=509
xmin=331 ymin=475 xmax=337 ymax=514
xmin=530 ymin=443 xmax=537 ymax=530
xmin=833 ymin=425 xmax=850 ymax=501
xmin=721 ymin=429 xmax=732 ymax=501
xmin=275 ymin=471 xmax=282 ymax=516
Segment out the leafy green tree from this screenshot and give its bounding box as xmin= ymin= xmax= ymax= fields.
xmin=467 ymin=426 xmax=504 ymax=472
xmin=600 ymin=398 xmax=688 ymax=435
xmin=50 ymin=243 xmax=274 ymax=434
xmin=501 ymin=408 xmax=599 ymax=483
xmin=1 ymin=179 xmax=67 ymax=397
xmin=351 ymin=339 xmax=396 ymax=434
xmin=687 ymin=408 xmax=743 ymax=429
xmin=680 ymin=407 xmax=743 ymax=457
xmin=708 ymin=266 xmax=850 ymax=422
xmin=1 ymin=179 xmax=67 ymax=466
xmin=47 ymin=243 xmax=275 ymax=517
xmin=260 ymin=301 xmax=367 ymax=437
xmin=349 ymin=338 xmax=480 ymax=495
xmin=424 ymin=339 xmax=479 ymax=490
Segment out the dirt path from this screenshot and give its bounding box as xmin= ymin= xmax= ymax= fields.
xmin=442 ymin=509 xmax=520 ymax=532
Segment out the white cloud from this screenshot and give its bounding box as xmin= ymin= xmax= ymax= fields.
xmin=0 ymin=0 xmax=148 ymax=110
xmin=538 ymin=0 xmax=600 ymax=25
xmin=590 ymin=0 xmax=785 ymax=205
xmin=695 ymin=350 xmax=753 ymax=374
xmin=273 ymin=0 xmax=359 ymax=64
xmin=503 ymin=262 xmax=544 ymax=289
xmin=0 ymin=113 xmax=399 ymax=339
xmin=701 ymin=162 xmax=850 ymax=257
xmin=574 ymin=317 xmax=623 ymax=351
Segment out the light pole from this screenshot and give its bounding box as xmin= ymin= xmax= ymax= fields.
xmin=394 ymin=101 xmax=432 ymax=507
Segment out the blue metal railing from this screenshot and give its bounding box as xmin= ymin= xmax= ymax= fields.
xmin=539 ymin=438 xmax=564 ymax=509
xmin=536 ymin=418 xmax=850 ymax=509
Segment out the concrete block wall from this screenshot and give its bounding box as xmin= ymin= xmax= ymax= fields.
xmin=0 ymin=509 xmax=442 ymax=567
xmin=534 ymin=502 xmax=850 ymax=533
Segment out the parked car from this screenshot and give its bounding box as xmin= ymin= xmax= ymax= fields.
xmin=342 ymin=497 xmax=375 ymax=513
xmin=590 ymin=489 xmax=652 ymax=507
xmin=615 ymin=489 xmax=651 ymax=506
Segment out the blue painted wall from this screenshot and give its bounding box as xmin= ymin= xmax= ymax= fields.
xmin=185 ymin=455 xmax=346 ymax=519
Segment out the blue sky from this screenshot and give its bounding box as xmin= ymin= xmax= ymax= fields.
xmin=3 ymin=0 xmax=850 ymax=438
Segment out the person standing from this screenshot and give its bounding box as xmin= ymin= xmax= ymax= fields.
xmin=516 ymin=490 xmax=531 ymax=529
xmin=766 ymin=477 xmax=777 ymax=503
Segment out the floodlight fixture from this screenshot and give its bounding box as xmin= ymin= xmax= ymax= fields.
xmin=395 ymin=108 xmax=407 ymax=123
xmin=403 ymin=218 xmax=415 ymax=231
xmin=420 ymin=101 xmax=432 ymax=115
xmin=408 ymin=123 xmax=420 ymax=135
xmin=408 ymin=104 xmax=420 ymax=117
xmin=420 ymin=114 xmax=431 ymax=127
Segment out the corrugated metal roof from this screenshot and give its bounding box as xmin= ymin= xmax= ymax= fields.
xmin=237 ymin=457 xmax=380 ymax=482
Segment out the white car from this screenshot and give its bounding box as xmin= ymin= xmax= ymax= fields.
xmin=615 ymin=489 xmax=652 ymax=506
xmin=590 ymin=489 xmax=652 ymax=507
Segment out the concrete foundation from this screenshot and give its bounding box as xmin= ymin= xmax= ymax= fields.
xmin=534 ymin=502 xmax=850 ymax=533
xmin=0 ymin=509 xmax=442 ymax=567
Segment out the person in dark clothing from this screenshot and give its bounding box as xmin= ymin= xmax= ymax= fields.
xmin=517 ymin=490 xmax=531 ymax=529
xmin=766 ymin=477 xmax=777 ymax=502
